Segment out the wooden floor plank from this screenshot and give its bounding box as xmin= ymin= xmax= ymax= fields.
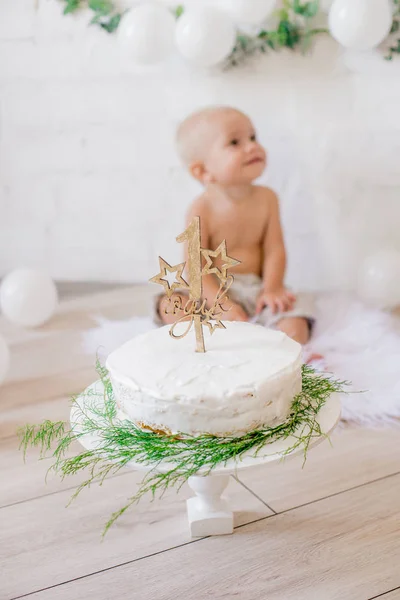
xmin=23 ymin=474 xmax=400 ymax=600
xmin=39 ymin=284 xmax=151 ymax=332
xmin=0 ymin=437 xmax=110 ymax=508
xmin=236 ymin=427 xmax=400 ymax=512
xmin=0 ymin=473 xmax=271 ymax=599
xmin=0 ymin=371 xmax=95 ymax=441
xmin=369 ymin=589 xmax=400 ymax=600
xmin=0 ymin=286 xmax=150 ymax=439
xmin=0 ymin=284 xmax=150 ymax=344
xmin=5 ymin=332 xmax=90 ymax=382
xmin=54 ymin=284 xmax=150 ymax=316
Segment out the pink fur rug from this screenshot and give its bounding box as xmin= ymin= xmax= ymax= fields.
xmin=82 ymin=294 xmax=400 ymax=426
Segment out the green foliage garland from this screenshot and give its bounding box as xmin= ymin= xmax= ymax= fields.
xmin=19 ymin=362 xmax=346 ymax=536
xmin=63 ymin=0 xmax=122 ymax=32
xmin=59 ymin=0 xmax=400 ymax=65
xmin=386 ymin=0 xmax=400 ymax=60
xmin=60 ymin=0 xmax=326 ymax=61
xmin=228 ymin=0 xmax=327 ymax=66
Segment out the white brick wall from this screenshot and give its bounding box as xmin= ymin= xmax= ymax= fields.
xmin=1 ymin=1 xmax=400 ymax=291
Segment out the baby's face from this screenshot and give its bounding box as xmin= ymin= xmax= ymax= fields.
xmin=204 ymin=111 xmax=266 ymax=185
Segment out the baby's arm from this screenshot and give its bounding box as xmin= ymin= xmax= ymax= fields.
xmin=256 ymin=190 xmax=295 ymax=315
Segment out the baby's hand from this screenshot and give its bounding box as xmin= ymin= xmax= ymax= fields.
xmin=225 ymin=301 xmax=248 ymax=322
xmin=255 ymin=287 xmax=296 ymax=315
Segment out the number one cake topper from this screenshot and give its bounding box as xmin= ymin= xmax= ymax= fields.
xmin=150 ymin=217 xmax=240 ymax=353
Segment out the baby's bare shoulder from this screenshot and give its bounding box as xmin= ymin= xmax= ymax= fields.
xmin=253 ymin=185 xmax=279 ymax=206
xmin=187 ymin=192 xmax=210 ymax=220
xmin=188 ymin=192 xmax=209 ymax=213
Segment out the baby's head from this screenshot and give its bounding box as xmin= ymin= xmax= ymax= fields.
xmin=176 ymin=106 xmax=266 ymax=186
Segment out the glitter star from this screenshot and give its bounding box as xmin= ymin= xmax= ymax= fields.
xmin=202 ymin=313 xmax=226 ymax=335
xmin=149 ymin=258 xmax=189 ymax=298
xmin=201 ymin=241 xmax=241 ymax=283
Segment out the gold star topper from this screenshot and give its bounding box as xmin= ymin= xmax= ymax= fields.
xmin=150 ymin=217 xmax=240 ymax=353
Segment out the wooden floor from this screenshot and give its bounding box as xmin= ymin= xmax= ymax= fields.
xmin=1 ymin=285 xmax=400 ymax=600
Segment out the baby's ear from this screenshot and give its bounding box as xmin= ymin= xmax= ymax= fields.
xmin=189 ymin=161 xmax=207 ymax=183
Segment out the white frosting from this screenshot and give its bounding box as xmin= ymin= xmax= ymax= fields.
xmin=106 ymin=321 xmax=302 ymax=437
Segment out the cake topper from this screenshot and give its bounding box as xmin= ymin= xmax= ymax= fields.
xmin=150 ymin=217 xmax=240 ymax=353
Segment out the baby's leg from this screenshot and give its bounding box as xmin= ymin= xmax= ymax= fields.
xmin=275 ymin=316 xmax=311 ymax=345
xmin=156 ymin=293 xmax=187 ymax=325
xmin=276 ymin=316 xmax=324 ymax=366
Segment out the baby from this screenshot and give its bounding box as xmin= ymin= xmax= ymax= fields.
xmin=155 ymin=106 xmax=315 ymax=346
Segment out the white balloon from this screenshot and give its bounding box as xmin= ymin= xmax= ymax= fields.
xmin=0 ymin=334 xmax=10 ymax=384
xmin=329 ymin=0 xmax=392 ymax=51
xmin=0 ymin=269 xmax=58 ymax=328
xmin=218 ymin=0 xmax=276 ymax=25
xmin=118 ymin=2 xmax=176 ymax=65
xmin=358 ymin=249 xmax=400 ymax=309
xmin=175 ymin=7 xmax=236 ymax=67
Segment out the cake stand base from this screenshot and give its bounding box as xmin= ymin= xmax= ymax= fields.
xmin=71 ymin=380 xmax=341 ymax=539
xmin=187 ymin=475 xmax=233 ymax=537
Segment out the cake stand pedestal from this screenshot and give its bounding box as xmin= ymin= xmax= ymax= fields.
xmin=71 ymin=381 xmax=341 ymax=538
xmin=187 ymin=474 xmax=234 ymax=537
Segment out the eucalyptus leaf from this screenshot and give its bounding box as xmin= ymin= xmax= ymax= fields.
xmin=293 ymin=0 xmax=319 ymax=17
xmin=88 ymin=0 xmax=113 ymax=16
xmin=175 ymin=5 xmax=184 ymax=18
xmin=63 ymin=0 xmax=81 ymax=15
xmin=303 ymin=1 xmax=319 ymax=18
xmin=100 ymin=13 xmax=122 ymax=33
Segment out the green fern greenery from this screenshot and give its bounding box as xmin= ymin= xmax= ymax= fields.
xmin=61 ymin=0 xmax=325 ymax=60
xmin=19 ymin=362 xmax=346 ymax=536
xmin=59 ymin=0 xmax=399 ymax=65
xmin=385 ymin=0 xmax=400 ymax=60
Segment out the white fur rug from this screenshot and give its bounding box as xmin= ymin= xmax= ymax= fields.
xmin=82 ymin=294 xmax=400 ymax=426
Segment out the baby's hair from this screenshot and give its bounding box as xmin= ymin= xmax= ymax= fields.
xmin=176 ymin=105 xmax=245 ymax=166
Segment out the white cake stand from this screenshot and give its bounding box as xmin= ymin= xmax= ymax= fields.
xmin=71 ymin=381 xmax=341 ymax=538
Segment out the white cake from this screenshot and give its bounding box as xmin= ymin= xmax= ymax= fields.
xmin=106 ymin=321 xmax=302 ymax=437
